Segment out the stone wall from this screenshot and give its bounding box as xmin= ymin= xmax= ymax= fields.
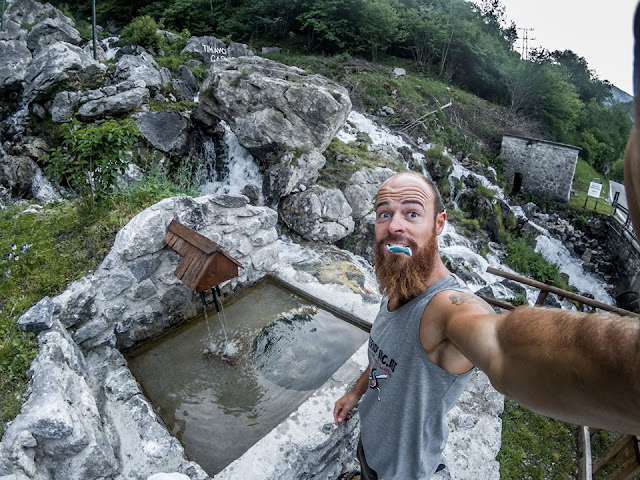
xmin=500 ymin=135 xmax=580 ymax=203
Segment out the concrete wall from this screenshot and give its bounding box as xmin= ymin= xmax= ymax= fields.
xmin=500 ymin=135 xmax=580 ymax=203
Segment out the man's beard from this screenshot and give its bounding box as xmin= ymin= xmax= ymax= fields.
xmin=374 ymin=229 xmax=439 ymax=304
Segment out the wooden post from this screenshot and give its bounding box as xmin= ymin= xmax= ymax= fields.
xmin=577 ymin=426 xmax=593 ymax=480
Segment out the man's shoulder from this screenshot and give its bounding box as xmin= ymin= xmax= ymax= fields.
xmin=427 ymin=289 xmax=495 ymax=320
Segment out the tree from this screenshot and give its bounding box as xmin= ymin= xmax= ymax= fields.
xmin=296 ymin=0 xmax=363 ymax=52
xmin=531 ymin=49 xmax=612 ymax=103
xmin=354 ymin=0 xmax=400 ymax=61
xmin=575 ymin=100 xmax=632 ymax=174
xmin=397 ymin=6 xmax=447 ymax=70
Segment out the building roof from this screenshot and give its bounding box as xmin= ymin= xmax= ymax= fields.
xmin=502 ymin=134 xmax=582 ymax=151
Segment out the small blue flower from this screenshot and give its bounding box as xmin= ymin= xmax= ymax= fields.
xmin=4 ymin=269 xmax=10 ymax=277
xmin=10 ymin=244 xmax=16 ymax=250
xmin=13 ymin=255 xmax=19 ymax=261
xmin=5 ymin=252 xmax=11 ymax=259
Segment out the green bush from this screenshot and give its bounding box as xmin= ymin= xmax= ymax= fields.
xmin=119 ymin=15 xmax=161 ymax=50
xmin=610 ymin=157 xmax=625 ymax=183
xmin=504 ymin=237 xmax=568 ymax=290
xmin=42 ymin=118 xmax=141 ymax=203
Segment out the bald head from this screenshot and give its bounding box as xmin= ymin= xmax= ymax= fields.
xmin=376 ymin=172 xmax=444 ymax=219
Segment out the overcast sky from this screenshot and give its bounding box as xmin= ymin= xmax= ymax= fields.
xmin=493 ymin=0 xmax=637 ymax=95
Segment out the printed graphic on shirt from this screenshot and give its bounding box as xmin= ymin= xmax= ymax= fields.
xmin=369 ymin=368 xmax=388 ymax=401
xmin=367 ymin=337 xmax=398 ymax=401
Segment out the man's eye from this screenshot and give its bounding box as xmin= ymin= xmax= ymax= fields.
xmin=378 ymin=212 xmax=391 ymax=219
xmin=408 ymin=211 xmax=419 ymax=218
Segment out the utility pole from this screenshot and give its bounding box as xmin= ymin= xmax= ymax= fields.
xmin=92 ymin=0 xmax=97 ymax=60
xmin=518 ymin=27 xmax=535 ymax=60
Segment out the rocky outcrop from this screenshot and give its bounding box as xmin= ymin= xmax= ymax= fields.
xmin=0 ymin=40 xmax=31 ymax=95
xmin=135 ymin=111 xmax=190 ymax=155
xmin=26 ymin=17 xmax=81 ymax=53
xmin=181 ymin=35 xmax=253 ymax=63
xmin=280 ymin=186 xmax=355 ymax=242
xmin=337 ymin=167 xmax=394 ymax=263
xmin=51 ymin=79 xmax=150 ymax=122
xmin=0 ymin=154 xmax=61 ymax=203
xmin=5 ymin=0 xmax=74 ymax=27
xmin=0 ymin=19 xmax=27 ymax=41
xmin=172 ymin=65 xmax=198 ymax=102
xmin=23 ymin=41 xmax=106 ymax=101
xmin=262 ymin=150 xmax=326 ymax=206
xmin=343 ymin=167 xmax=394 ymax=219
xmin=115 ymin=53 xmax=166 ymax=93
xmin=195 ymin=56 xmax=351 ymax=160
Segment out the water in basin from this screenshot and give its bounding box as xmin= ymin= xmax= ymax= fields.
xmin=126 ymin=279 xmax=369 ymax=475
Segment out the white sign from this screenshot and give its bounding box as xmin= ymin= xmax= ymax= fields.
xmin=587 ymin=181 xmax=602 ymax=198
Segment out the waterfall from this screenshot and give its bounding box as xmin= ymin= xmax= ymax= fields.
xmin=102 ymin=37 xmax=120 ymax=60
xmin=199 ymin=122 xmax=263 ymax=202
xmin=337 ymin=110 xmax=616 ymax=307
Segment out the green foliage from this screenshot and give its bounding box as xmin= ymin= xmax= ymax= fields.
xmin=42 ymin=119 xmax=141 ymax=203
xmin=610 ymin=157 xmax=625 ymax=182
xmin=159 ymin=28 xmax=192 ymax=56
xmin=119 ymin=15 xmax=161 ymax=50
xmin=474 ymin=184 xmax=494 ymax=199
xmin=319 ymin=137 xmax=403 ymax=189
xmin=504 ymin=237 xmax=569 ymax=290
xmin=574 ymin=100 xmax=631 ymax=175
xmin=498 ymin=399 xmax=578 ymax=479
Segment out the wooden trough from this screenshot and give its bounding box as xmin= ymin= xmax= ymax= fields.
xmin=163 ymin=220 xmax=243 ymax=292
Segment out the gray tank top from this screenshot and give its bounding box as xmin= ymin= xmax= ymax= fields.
xmin=359 ymin=274 xmax=473 ymax=479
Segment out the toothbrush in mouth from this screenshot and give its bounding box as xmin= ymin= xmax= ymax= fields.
xmin=386 ymin=244 xmax=412 ymax=256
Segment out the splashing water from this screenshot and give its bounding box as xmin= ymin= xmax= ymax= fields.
xmin=199 ymin=122 xmax=263 ymax=201
xmin=200 ymin=290 xmax=240 ymax=361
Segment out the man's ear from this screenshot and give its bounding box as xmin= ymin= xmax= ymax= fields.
xmin=436 ymin=211 xmax=446 ymax=235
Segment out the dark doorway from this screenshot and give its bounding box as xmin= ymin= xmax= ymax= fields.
xmin=513 ymin=172 xmax=523 ymax=194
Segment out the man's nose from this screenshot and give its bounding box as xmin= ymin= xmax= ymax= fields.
xmin=388 ymin=214 xmax=405 ymax=233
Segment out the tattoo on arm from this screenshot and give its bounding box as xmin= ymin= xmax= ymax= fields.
xmin=449 ymin=293 xmax=494 ymax=314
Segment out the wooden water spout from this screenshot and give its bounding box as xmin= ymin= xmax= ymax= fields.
xmin=163 ymin=220 xmax=243 ymax=292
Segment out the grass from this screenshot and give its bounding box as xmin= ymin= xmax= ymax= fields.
xmin=569 ymin=158 xmax=613 ymax=215
xmin=498 ymin=399 xmax=578 ymax=479
xmin=0 ymin=171 xmax=197 ymax=436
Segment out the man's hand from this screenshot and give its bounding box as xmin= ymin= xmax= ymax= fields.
xmin=334 ymin=391 xmax=361 ymax=424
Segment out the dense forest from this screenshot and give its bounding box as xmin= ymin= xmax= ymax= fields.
xmin=51 ymin=0 xmax=632 ymax=180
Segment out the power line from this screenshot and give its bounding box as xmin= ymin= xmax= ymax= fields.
xmin=518 ymin=27 xmax=536 ymax=60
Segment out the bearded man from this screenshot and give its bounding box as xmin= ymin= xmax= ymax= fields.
xmin=334 ymin=172 xmax=640 ymax=480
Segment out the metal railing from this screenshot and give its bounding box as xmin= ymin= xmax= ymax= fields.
xmin=611 ymin=191 xmax=639 ymax=248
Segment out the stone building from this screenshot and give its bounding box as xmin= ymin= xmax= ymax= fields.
xmin=499 ymin=135 xmax=580 ymax=203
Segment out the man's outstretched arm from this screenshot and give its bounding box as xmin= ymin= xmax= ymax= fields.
xmin=440 ymin=294 xmax=640 ymax=434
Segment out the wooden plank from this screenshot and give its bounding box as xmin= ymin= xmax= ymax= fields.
xmin=594 ymin=435 xmax=639 ymax=477
xmin=168 ymin=220 xmax=220 ymax=255
xmin=181 ymin=251 xmax=209 ymax=289
xmin=577 ymin=426 xmax=592 ymax=480
xmin=174 ymin=249 xmax=198 ymax=280
xmin=608 ymin=439 xmax=640 ymax=480
xmin=195 ymin=255 xmax=239 ymax=291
